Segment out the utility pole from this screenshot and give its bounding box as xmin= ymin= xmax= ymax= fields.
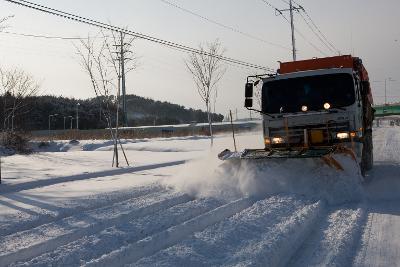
xmin=384 ymin=77 xmax=396 ymax=105
xmin=68 ymin=116 xmax=73 ymax=130
xmin=114 ymin=57 xmax=121 ymax=168
xmin=112 ymin=31 xmax=132 ymax=168
xmin=372 ymin=78 xmax=395 ymax=105
xmin=11 ymin=112 xmax=14 ymax=133
xmin=385 ymin=79 xmax=387 ymax=105
xmin=114 ymin=32 xmax=130 ymax=127
xmin=113 ymin=34 xmax=132 ymax=168
xmin=289 ymin=0 xmax=296 ymax=61
xmin=48 ymin=114 xmax=58 ymax=138
xmin=277 ymin=0 xmax=303 ymax=61
xmin=76 ymin=103 xmax=80 ymax=129
xmin=229 ymin=110 xmax=237 ymax=152
xmin=48 ymin=115 xmax=51 ymax=136
xmin=120 ymin=32 xmax=127 ymax=127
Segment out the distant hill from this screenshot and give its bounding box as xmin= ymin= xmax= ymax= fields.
xmin=124 ymin=94 xmax=223 ymax=126
xmin=1 ymin=94 xmax=224 ymax=131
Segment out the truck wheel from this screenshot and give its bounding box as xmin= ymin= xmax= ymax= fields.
xmin=361 ymin=131 xmax=373 ymax=176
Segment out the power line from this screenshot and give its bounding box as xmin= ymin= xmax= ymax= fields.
xmin=299 ymin=8 xmax=339 ymax=54
xmin=281 ymin=0 xmax=339 ymax=54
xmin=0 ymin=30 xmax=88 ymax=40
xmin=259 ymin=0 xmax=287 ymax=18
xmin=259 ymin=0 xmax=280 ymax=13
xmin=293 ymin=26 xmax=328 ymax=56
xmin=258 ymin=0 xmax=328 ymax=57
xmin=159 ymin=0 xmax=290 ymax=51
xmin=3 ymin=0 xmax=274 ymax=72
xmin=297 ymin=12 xmax=336 ymax=54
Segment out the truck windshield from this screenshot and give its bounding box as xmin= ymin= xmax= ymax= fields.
xmin=262 ymin=73 xmax=355 ymax=114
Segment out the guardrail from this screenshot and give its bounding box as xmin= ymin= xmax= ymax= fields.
xmin=31 ymin=120 xmax=262 ymax=140
xmin=374 ymin=105 xmax=400 ymax=117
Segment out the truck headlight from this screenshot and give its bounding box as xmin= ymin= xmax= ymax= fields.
xmin=336 ymin=132 xmax=349 ymax=139
xmin=323 ymin=102 xmax=331 ymax=110
xmin=272 ymin=137 xmax=285 ymax=144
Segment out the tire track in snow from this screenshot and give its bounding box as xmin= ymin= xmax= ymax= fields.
xmin=353 ymin=201 xmax=400 ymax=267
xmin=372 ymin=127 xmax=389 ymax=160
xmin=0 ymin=190 xmax=192 ymax=266
xmin=353 ymin=209 xmax=375 ymax=267
xmin=288 ymin=205 xmax=366 ymax=267
xmin=0 ymin=160 xmax=186 ymax=194
xmin=382 ymin=128 xmax=400 ymax=163
xmin=123 ymin=196 xmax=322 ymax=267
xmin=0 ymin=184 xmax=164 ymax=237
xmin=84 ymin=197 xmax=257 ymax=267
xmin=227 ymin=201 xmax=324 ymax=267
xmin=12 ymin=198 xmax=225 ymax=267
xmin=373 ymin=127 xmax=400 ymax=164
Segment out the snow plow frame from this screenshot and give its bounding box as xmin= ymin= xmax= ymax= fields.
xmin=219 ymin=145 xmax=358 ymax=172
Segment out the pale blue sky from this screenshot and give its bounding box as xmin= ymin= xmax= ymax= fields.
xmin=0 ymin=0 xmax=399 ymax=116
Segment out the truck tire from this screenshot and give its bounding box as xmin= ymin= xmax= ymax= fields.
xmin=361 ymin=131 xmax=373 ymax=176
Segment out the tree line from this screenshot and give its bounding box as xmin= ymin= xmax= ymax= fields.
xmin=0 ymin=93 xmax=224 ymax=131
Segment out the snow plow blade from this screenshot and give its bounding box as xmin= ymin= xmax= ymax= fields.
xmin=218 ymin=146 xmax=358 ymax=172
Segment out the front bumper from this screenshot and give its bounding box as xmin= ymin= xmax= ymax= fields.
xmin=265 ymin=121 xmax=362 ymax=149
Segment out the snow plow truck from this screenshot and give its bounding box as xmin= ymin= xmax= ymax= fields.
xmin=219 ymin=55 xmax=374 ymax=176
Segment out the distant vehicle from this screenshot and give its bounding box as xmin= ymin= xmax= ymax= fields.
xmin=220 ymin=55 xmax=374 ymax=176
xmin=69 ymin=139 xmax=80 ymax=145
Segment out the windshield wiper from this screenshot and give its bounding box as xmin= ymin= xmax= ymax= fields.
xmin=311 ymin=107 xmax=346 ymax=113
xmin=329 ymin=107 xmax=346 ymax=111
xmin=246 ymin=107 xmax=275 ymax=118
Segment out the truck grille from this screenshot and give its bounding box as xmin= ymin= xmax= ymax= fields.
xmin=269 ymin=121 xmax=350 ymax=146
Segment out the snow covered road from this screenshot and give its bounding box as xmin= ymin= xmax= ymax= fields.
xmin=0 ymin=128 xmax=400 ymax=266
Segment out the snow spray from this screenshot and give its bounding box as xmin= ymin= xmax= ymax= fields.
xmin=164 ymin=152 xmax=365 ymax=205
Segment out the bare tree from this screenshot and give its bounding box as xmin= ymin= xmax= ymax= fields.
xmin=0 ymin=15 xmax=13 ymax=184
xmin=75 ymin=30 xmax=137 ymax=167
xmin=0 ymin=15 xmax=13 ymax=32
xmin=0 ymin=68 xmax=37 ymax=185
xmin=185 ymin=39 xmax=226 ymax=146
xmin=0 ymin=67 xmax=39 ymax=131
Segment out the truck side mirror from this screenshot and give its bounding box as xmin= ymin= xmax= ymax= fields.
xmin=245 ymin=98 xmax=253 ymax=108
xmin=245 ymin=83 xmax=253 ymax=108
xmin=245 ymin=83 xmax=253 ymax=98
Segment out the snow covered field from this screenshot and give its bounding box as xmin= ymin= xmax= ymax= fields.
xmin=0 ymin=127 xmax=400 ymax=266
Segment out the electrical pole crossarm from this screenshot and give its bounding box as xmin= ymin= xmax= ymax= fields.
xmin=276 ymin=0 xmax=303 ymax=61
